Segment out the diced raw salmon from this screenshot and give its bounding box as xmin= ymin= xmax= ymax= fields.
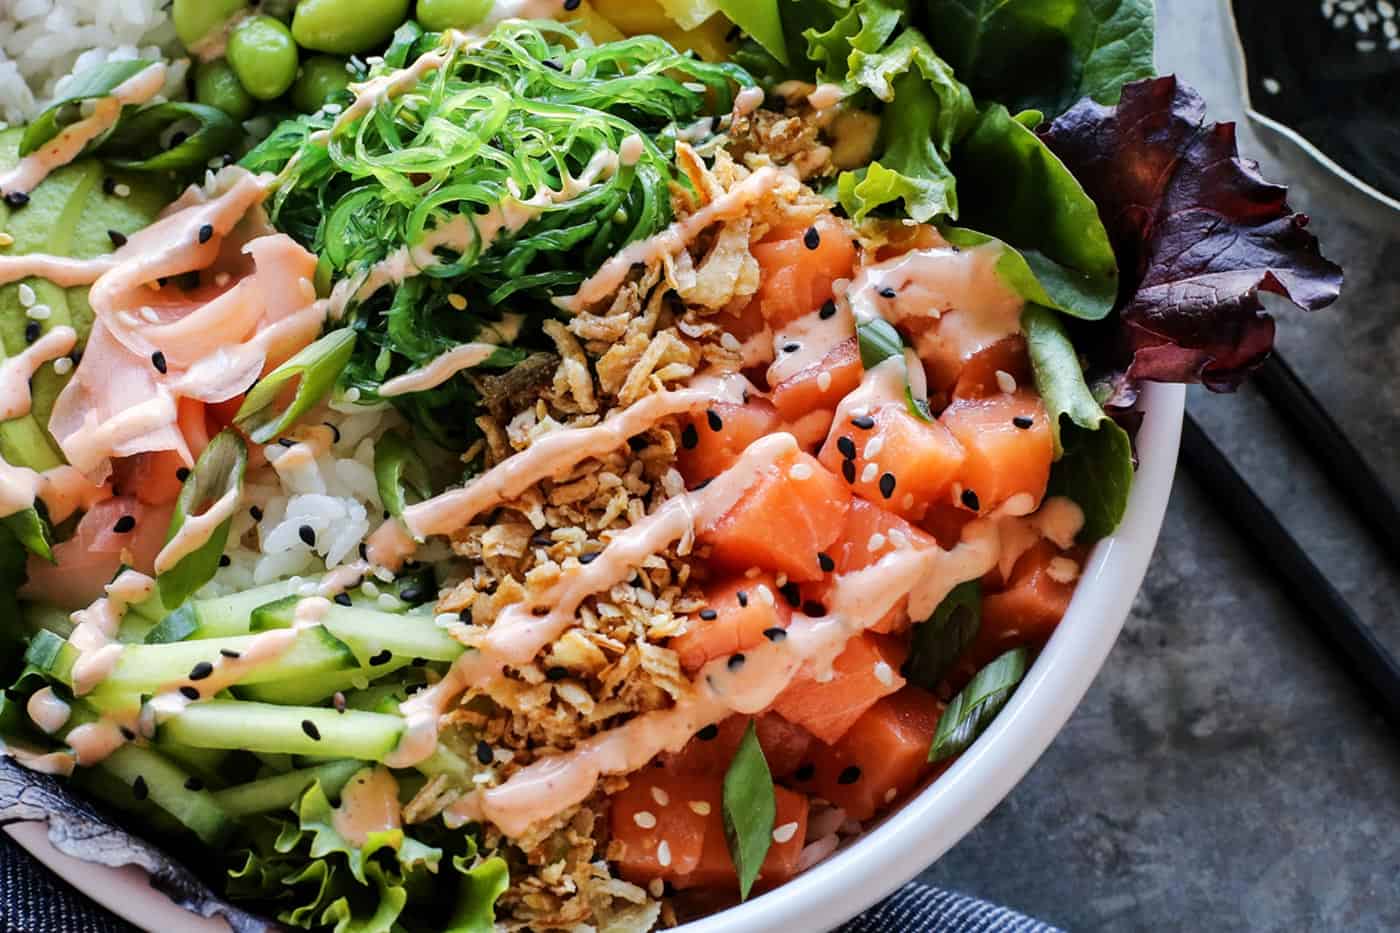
xmin=940 ymin=392 xmax=1053 ymax=513
xmin=770 ymin=337 xmax=863 ymax=422
xmin=675 ymin=784 xmax=809 ymax=891
xmin=677 ymin=399 xmax=783 ymax=487
xmin=952 ymin=336 xmax=1032 ymax=401
xmin=611 ymin=772 xmax=712 ymax=882
xmin=661 ymin=714 xmax=814 ymax=781
xmin=818 ymin=403 xmax=964 ymax=521
xmin=752 ymin=216 xmax=857 ymax=328
xmin=770 ymin=632 xmax=908 ymax=745
xmin=671 ymin=572 xmax=793 ymax=673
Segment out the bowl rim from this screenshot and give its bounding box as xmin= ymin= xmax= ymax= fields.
xmin=1220 ymin=0 xmax=1400 ymax=215
xmin=9 ymin=383 xmax=1185 ymax=933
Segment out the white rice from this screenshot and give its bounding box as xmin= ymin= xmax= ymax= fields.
xmin=0 ymin=0 xmax=184 ymax=126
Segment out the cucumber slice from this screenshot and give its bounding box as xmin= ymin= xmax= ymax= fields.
xmin=235 ymin=654 xmax=413 ymax=706
xmin=46 ymin=627 xmax=355 ymax=695
xmin=70 ymin=767 xmax=188 ymax=838
xmin=153 ymin=741 xmax=230 ymax=788
xmin=156 ymin=699 xmax=405 ymax=760
xmin=98 ymin=744 xmax=234 ymax=845
xmin=145 ymin=580 xmax=301 ymax=643
xmin=115 ymin=613 xmax=155 ymax=644
xmin=212 ymin=759 xmax=364 ymax=817
xmin=253 ymin=599 xmax=464 ymax=666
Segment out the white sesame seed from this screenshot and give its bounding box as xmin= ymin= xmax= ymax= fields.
xmin=745 ymin=566 xmax=762 ymax=578
xmin=114 ymin=183 xmax=131 ymax=197
xmin=0 ymin=232 xmax=13 ymax=247
xmin=864 ymin=436 xmax=884 ymax=459
xmin=884 ymin=787 xmax=898 ymax=803
xmin=1047 ymin=557 xmax=1080 ymax=584
xmin=322 ymin=103 xmax=343 ymax=115
xmin=25 ymin=303 xmax=50 ymax=320
xmin=53 ymin=357 xmax=72 ymax=375
xmin=887 ymin=529 xmax=910 ymax=549
xmin=1382 ymin=0 xmax=1396 ymax=15
xmin=1358 ymin=37 xmax=1377 ymax=50
xmin=721 ymin=332 xmax=742 ymax=351
xmin=344 ymin=387 xmax=362 ymax=402
xmin=789 ymin=462 xmax=813 ymax=480
xmin=683 ymin=81 xmax=706 ymax=93
xmin=493 ymin=748 xmax=515 ymax=763
xmin=361 ymin=580 xmax=381 ymax=597
xmin=377 ymin=593 xmax=401 ymax=610
xmin=1262 ymin=76 xmax=1282 ymax=95
xmin=435 ymin=612 xmax=459 ymax=626
xmin=995 ymin=369 xmax=1018 ymax=394
xmin=772 ymin=821 xmax=799 ymax=843
xmin=649 ymin=878 xmax=665 ymax=898
xmin=689 ymin=800 xmax=711 ymax=815
xmin=901 ymin=493 xmax=915 ymax=510
xmin=298 ymin=276 xmax=316 ymax=302
xmin=867 ymin=532 xmax=886 ymax=552
xmin=756 ymin=584 xmax=775 ymax=606
xmin=570 ymin=59 xmax=587 ymax=78
xmin=214 ymin=272 xmax=231 ymax=287
xmin=1334 ymin=12 xmax=1349 ymax=27
xmin=873 ymin=660 xmax=895 ymax=686
xmin=298 ymin=581 xmax=318 ymax=596
xmin=657 ymin=840 xmax=672 ymax=866
xmin=472 ymin=771 xmax=494 ymax=784
xmin=17 ymin=283 xmax=34 ymax=307
xmin=817 ymin=371 xmax=832 ymax=392
xmin=140 ymin=305 xmax=160 ymax=324
xmin=447 ymin=293 xmax=467 ymax=310
xmin=1356 ymin=11 xmax=1371 ymax=29
xmin=860 ymin=462 xmax=878 ymax=484
xmin=651 ymin=785 xmax=670 ymax=807
xmin=633 ymin=810 xmax=657 ymax=829
xmin=774 ymin=573 xmax=787 ymax=587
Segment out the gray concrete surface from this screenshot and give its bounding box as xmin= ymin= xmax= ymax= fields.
xmin=917 ymin=2 xmax=1400 ymax=929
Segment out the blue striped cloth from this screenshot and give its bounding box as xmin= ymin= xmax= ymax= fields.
xmin=0 ymin=830 xmax=1060 ymax=933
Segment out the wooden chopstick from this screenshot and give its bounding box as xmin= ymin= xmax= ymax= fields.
xmin=1254 ymin=351 xmax=1400 ymax=570
xmin=1180 ymin=411 xmax=1400 ymax=733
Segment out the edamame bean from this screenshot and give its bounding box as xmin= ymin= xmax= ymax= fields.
xmin=291 ymin=56 xmax=352 ymax=113
xmin=173 ymin=0 xmax=248 ymax=53
xmin=227 ymin=15 xmax=300 ymax=101
xmin=416 ymin=0 xmax=493 ymax=32
xmin=291 ymin=0 xmax=412 ymax=55
xmin=193 ymin=60 xmax=256 ymax=121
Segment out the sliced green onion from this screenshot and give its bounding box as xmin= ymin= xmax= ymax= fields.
xmin=858 ymin=320 xmax=935 ymax=422
xmin=722 ymin=720 xmax=776 ymax=901
xmin=2 ymin=507 xmax=53 ymax=562
xmin=159 ymin=430 xmax=247 ymax=609
xmin=20 ymin=60 xmax=156 ymax=157
xmin=905 ymin=580 xmax=980 ymax=690
xmin=235 ymin=330 xmax=356 ymax=444
xmin=374 ymin=431 xmax=431 ymax=525
xmin=928 ymin=647 xmax=1028 ymax=763
xmin=98 ymin=102 xmax=241 ymax=172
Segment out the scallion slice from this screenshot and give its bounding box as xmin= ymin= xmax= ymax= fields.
xmin=159 ymin=430 xmax=247 ymax=608
xmin=235 ymin=330 xmax=356 ymax=444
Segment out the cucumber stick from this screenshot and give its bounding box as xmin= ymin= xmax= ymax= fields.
xmin=212 ymin=759 xmax=364 ymax=817
xmin=235 ymin=654 xmax=413 ymax=705
xmin=98 ymin=744 xmax=234 ymax=845
xmin=253 ymin=598 xmax=464 ymax=665
xmin=145 ymin=580 xmax=301 ymax=643
xmin=158 ymin=700 xmax=405 ymax=760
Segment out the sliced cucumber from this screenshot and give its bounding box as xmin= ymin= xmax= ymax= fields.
xmin=253 ymin=599 xmax=464 ymax=666
xmin=145 ymin=580 xmax=301 ymax=643
xmin=70 ymin=767 xmax=187 ymax=838
xmin=153 ymin=741 xmax=230 ymax=788
xmin=156 ymin=699 xmax=405 ymax=760
xmin=212 ymin=759 xmax=364 ymax=817
xmin=234 ymin=654 xmax=413 ymax=706
xmin=98 ymin=744 xmax=235 ymax=845
xmin=115 ymin=612 xmax=155 ymax=644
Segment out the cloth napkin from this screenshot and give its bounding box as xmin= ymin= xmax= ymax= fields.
xmin=0 ymin=831 xmax=1061 ymax=933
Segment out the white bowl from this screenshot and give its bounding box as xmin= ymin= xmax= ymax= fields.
xmin=11 ymin=384 xmax=1186 ymax=933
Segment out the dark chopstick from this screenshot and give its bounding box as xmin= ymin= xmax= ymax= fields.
xmin=1180 ymin=412 xmax=1400 ymax=734
xmin=1254 ymin=351 xmax=1400 ymax=570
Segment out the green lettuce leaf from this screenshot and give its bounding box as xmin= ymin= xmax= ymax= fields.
xmin=918 ymin=0 xmax=1155 ymax=117
xmin=1023 ymin=305 xmax=1133 ymax=541
xmin=445 ymin=852 xmax=510 ymax=933
xmin=951 ymin=104 xmax=1118 ymax=320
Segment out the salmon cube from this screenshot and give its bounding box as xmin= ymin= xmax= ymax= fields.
xmin=752 ymin=216 xmax=857 ymax=328
xmin=771 ymin=632 xmax=908 ymax=745
xmin=940 ymin=392 xmax=1053 ymax=513
xmin=819 ymin=403 xmax=964 ymax=521
xmin=676 ymin=785 xmax=809 ymax=890
xmin=677 ymin=399 xmax=783 ymax=487
xmin=671 ymin=573 xmax=793 ymax=673
xmin=770 ymin=337 xmax=863 ymax=422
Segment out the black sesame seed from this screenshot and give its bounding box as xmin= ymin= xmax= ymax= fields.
xmin=763 ymin=627 xmax=787 ymax=642
xmin=961 ymin=489 xmax=981 ymax=512
xmin=103 ymin=177 xmax=117 ymax=195
xmin=175 ymin=467 xmax=190 ymax=482
xmin=189 ymin=661 xmax=214 ymax=681
xmin=459 ymin=605 xmax=473 ymax=624
xmin=277 ymin=438 xmax=295 ymax=448
xmin=802 ymin=600 xmax=827 ymax=617
xmin=250 ymin=505 xmax=264 ymax=522
xmin=113 ymin=514 xmax=136 ymax=534
xmin=578 ymin=551 xmax=599 ymax=565
xmin=546 ymin=666 xmax=568 ymax=681
xmin=334 ymin=592 xmax=353 ymax=607
xmin=736 ymin=590 xmax=748 ymax=608
xmin=475 ymin=740 xmax=493 ymax=764
xmin=197 ymin=223 xmax=214 ymax=244
xmin=358 ymin=542 xmax=369 ymax=561
xmin=706 ymin=409 xmax=723 ymax=432
xmin=837 ymin=765 xmax=862 ymax=785
xmin=298 ymin=524 xmax=316 ymax=547
xmin=323 ymin=421 xmax=341 ymax=443
xmin=627 ymin=433 xmax=648 ymax=452
xmin=399 ymin=586 xmax=425 ymax=604
xmin=841 ymin=459 xmax=857 ymax=484
xmin=836 ymin=436 xmax=856 ymax=460
xmin=782 ymin=342 xmax=800 ymax=353
xmin=23 ymin=321 xmax=39 ymax=344
xmin=878 ymin=286 xmax=897 ymax=299
xmin=220 ymin=648 xmax=241 ymax=659
xmin=531 ymin=531 xmax=552 ymax=547
xmin=107 ymin=229 xmax=127 ymax=248
xmin=532 ymin=606 xmax=549 ymax=616
xmin=132 ymin=775 xmax=149 ymax=800
xmin=780 ymin=582 xmax=801 ymax=607
xmin=728 ymin=653 xmax=746 ymax=671
xmin=544 ymin=59 xmax=562 ymax=70
xmin=119 ymin=726 xmax=136 ymax=741
xmin=4 ymin=191 xmax=29 ymax=208
xmin=219 ymin=554 xmax=231 ymax=567
xmin=699 ymin=608 xmax=717 ymax=621
xmin=169 ymin=131 xmax=189 ymax=148
xmin=879 ymin=472 xmax=896 ymax=499
xmin=725 ymin=23 xmax=742 ymax=41
xmin=851 ymin=415 xmax=875 ymax=430
xmin=794 ymin=762 xmax=815 ymax=782
xmin=817 ymin=551 xmax=834 ymax=572
xmin=404 ymin=682 xmax=426 ymax=695
xmin=680 ymin=423 xmax=699 ymax=449
xmin=563 ymin=0 xmax=581 ymax=9
xmin=179 ymin=685 xmax=200 ymax=700
xmin=803 ymin=226 xmax=821 ymax=250
xmin=151 ymin=351 xmax=167 ymax=374
xmin=301 ymin=719 xmax=321 ymax=741
xmin=184 ymin=776 xmax=204 ymax=792
xmin=697 ymin=724 xmax=720 ymax=741
xmin=694 ymin=477 xmax=713 ymax=490
xmin=333 ymin=691 xmax=347 ymax=713
xmin=819 ymin=299 xmax=837 ymax=320
xmin=369 ymin=649 xmax=393 ymax=666
xmin=1013 ymin=415 xmax=1034 ymax=430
